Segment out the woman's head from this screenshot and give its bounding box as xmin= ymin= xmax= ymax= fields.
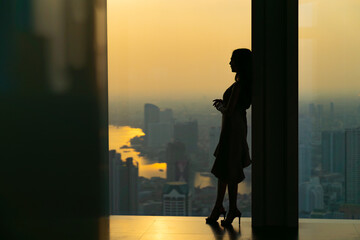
xmin=229 ymin=48 xmax=253 ymax=78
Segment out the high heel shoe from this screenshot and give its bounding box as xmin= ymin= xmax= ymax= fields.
xmin=205 ymin=206 xmax=227 ymax=224
xmin=220 ymin=208 xmax=241 ymax=227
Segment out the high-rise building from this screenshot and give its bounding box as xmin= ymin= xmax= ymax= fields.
xmin=322 ymin=179 xmax=344 ymax=206
xmin=109 ymin=151 xmax=139 ymax=214
xmin=144 ymin=103 xmax=160 ymax=135
xmin=144 ymin=104 xmax=174 ymax=148
xmin=175 ymin=160 xmax=189 ymax=183
xmin=162 ymin=182 xmax=190 ymax=216
xmin=174 ymin=120 xmax=198 ymax=154
xmin=166 ymin=141 xmax=189 ymax=182
xmin=124 ymin=157 xmax=139 ymax=214
xmin=148 ymin=122 xmax=173 ymax=148
xmin=309 ymin=103 xmax=316 ymax=116
xmin=299 ymin=177 xmax=324 ymax=213
xmin=321 ymin=131 xmax=345 ymax=175
xmin=317 ymin=104 xmax=324 ymax=130
xmin=299 ymin=144 xmax=312 ymax=184
xmin=299 ymin=116 xmax=313 ymax=146
xmin=345 ymin=127 xmax=360 ymax=204
xmin=330 ymin=102 xmax=334 ymax=118
xmin=159 ymin=108 xmax=174 ymax=123
xmin=109 ymin=150 xmax=121 ymax=214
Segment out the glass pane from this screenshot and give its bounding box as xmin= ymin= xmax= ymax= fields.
xmin=299 ymin=0 xmax=360 ymax=219
xmin=108 ymin=0 xmax=251 ymax=216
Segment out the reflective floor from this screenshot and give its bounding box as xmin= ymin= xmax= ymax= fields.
xmin=111 ymin=215 xmax=360 ymax=240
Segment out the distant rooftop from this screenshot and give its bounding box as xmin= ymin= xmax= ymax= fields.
xmin=163 ymin=182 xmax=189 ymax=195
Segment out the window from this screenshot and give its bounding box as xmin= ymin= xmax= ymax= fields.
xmin=299 ymin=0 xmax=360 ymax=219
xmin=108 ymin=0 xmax=252 ymax=216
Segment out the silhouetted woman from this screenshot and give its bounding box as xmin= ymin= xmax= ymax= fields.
xmin=206 ymin=48 xmax=252 ymax=226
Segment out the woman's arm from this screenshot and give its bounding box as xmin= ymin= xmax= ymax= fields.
xmin=222 ymin=83 xmax=241 ymax=116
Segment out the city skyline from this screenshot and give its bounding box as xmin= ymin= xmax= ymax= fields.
xmin=109 ymin=98 xmax=360 ymax=218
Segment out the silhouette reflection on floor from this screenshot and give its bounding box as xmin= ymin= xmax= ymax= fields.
xmin=110 ymin=215 xmax=360 ymax=240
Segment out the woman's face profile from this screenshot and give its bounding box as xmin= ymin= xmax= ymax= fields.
xmin=229 ymin=55 xmax=239 ymax=73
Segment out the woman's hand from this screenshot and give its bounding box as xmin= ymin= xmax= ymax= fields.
xmin=213 ymin=99 xmax=223 ymax=108
xmin=213 ymin=99 xmax=225 ymax=113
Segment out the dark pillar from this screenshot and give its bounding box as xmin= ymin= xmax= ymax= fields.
xmin=252 ymin=0 xmax=298 ymax=229
xmin=0 ymin=0 xmax=109 ymax=239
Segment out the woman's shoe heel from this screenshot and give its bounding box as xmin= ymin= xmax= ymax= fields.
xmin=221 ymin=209 xmax=241 ymax=227
xmin=206 ymin=207 xmax=226 ymax=224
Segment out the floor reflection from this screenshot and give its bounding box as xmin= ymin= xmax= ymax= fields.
xmin=208 ymin=222 xmax=225 ymax=239
xmin=207 ymin=222 xmax=242 ymax=240
xmin=110 ymin=216 xmax=360 ymax=240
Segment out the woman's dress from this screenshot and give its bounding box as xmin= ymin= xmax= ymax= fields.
xmin=211 ymin=81 xmax=252 ymax=183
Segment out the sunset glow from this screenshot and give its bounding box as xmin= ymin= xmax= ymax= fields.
xmin=108 ymin=0 xmax=360 ymax=102
xmin=107 ymin=0 xmax=251 ymax=102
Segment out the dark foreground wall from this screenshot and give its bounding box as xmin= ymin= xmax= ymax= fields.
xmin=252 ymin=0 xmax=298 ymax=229
xmin=0 ymin=1 xmax=109 ymax=239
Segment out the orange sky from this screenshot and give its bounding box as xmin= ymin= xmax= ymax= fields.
xmin=299 ymin=0 xmax=360 ymax=100
xmin=108 ymin=0 xmax=360 ymax=102
xmin=107 ymin=0 xmax=251 ymax=102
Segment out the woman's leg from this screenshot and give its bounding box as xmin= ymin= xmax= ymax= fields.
xmin=214 ymin=179 xmax=227 ymax=208
xmin=221 ymin=182 xmax=241 ymax=225
xmin=207 ymin=179 xmax=227 ymax=221
xmin=228 ymin=182 xmax=238 ymax=211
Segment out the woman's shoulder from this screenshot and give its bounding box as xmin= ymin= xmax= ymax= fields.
xmin=229 ymin=81 xmax=239 ymax=89
xmin=232 ymin=81 xmax=242 ymax=90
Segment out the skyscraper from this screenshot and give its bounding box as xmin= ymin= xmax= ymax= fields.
xmin=162 ymin=182 xmax=190 ymax=216
xmin=109 ymin=150 xmax=121 ymax=214
xmin=109 ymin=151 xmax=139 ymax=214
xmin=299 ymin=144 xmax=312 ymax=184
xmin=144 ymin=103 xmax=160 ymax=136
xmin=148 ymin=122 xmax=173 ymax=148
xmin=174 ymin=120 xmax=198 ymax=154
xmin=299 ymin=177 xmax=324 ymax=214
xmin=345 ymin=127 xmax=360 ymax=204
xmin=165 ymin=141 xmax=189 ymax=182
xmin=159 ymin=108 xmax=174 ymax=123
xmin=144 ymin=104 xmax=174 ymax=148
xmin=321 ymin=131 xmax=345 ymax=175
xmin=317 ymin=104 xmax=324 ymax=130
xmin=330 ymin=102 xmax=334 ymax=118
xmin=309 ymin=103 xmax=316 ymax=116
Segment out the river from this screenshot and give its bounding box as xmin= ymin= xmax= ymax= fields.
xmin=109 ymin=125 xmax=251 ymax=193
